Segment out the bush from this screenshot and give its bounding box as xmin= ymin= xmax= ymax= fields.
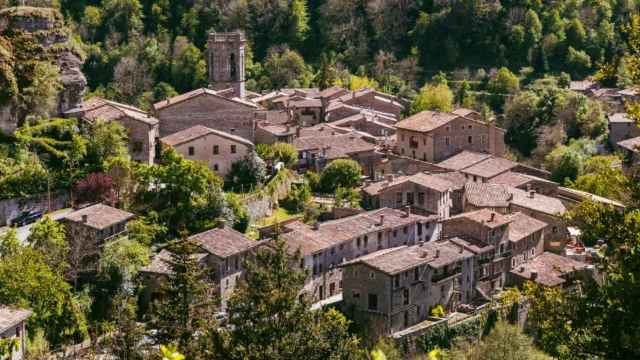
xmin=319 ymin=159 xmax=362 ymax=193
xmin=225 ymin=152 xmax=267 ymax=192
xmin=281 ymin=183 xmax=311 ymax=213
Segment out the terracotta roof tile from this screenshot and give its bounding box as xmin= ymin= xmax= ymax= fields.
xmin=189 ymin=226 xmax=261 ymax=258
xmin=363 ymin=172 xmax=459 ymax=196
xmin=140 ymin=249 xmax=208 ymax=275
xmin=289 ymin=99 xmax=322 ymax=108
xmin=437 ymin=151 xmax=492 ymax=171
xmin=447 ymin=209 xmax=512 ymax=229
xmin=293 ymin=133 xmax=376 ymax=160
xmin=510 ymin=252 xmax=587 ymax=287
xmin=505 ymin=212 xmax=548 ymax=242
xmin=64 ymin=204 xmax=134 ymax=230
xmin=160 ymin=125 xmax=254 ymax=148
xmin=395 ymin=111 xmax=459 ymax=132
xmin=618 ymin=136 xmax=640 ymax=153
xmin=460 ymin=157 xmax=516 ymax=178
xmin=464 ymin=183 xmax=512 ymax=208
xmin=153 ymin=88 xmax=258 ymax=111
xmin=487 ymin=172 xmax=533 ymax=188
xmin=75 ymin=97 xmax=159 ymax=126
xmin=0 ymin=306 xmax=32 ymax=333
xmin=509 ymin=187 xmax=566 ymax=215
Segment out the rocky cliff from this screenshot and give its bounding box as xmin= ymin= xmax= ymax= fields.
xmin=0 ymin=6 xmax=86 ymax=133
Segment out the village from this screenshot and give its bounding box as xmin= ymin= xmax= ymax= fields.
xmin=2 ymin=28 xmax=638 ymax=359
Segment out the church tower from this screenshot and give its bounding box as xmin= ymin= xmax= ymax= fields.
xmin=207 ymin=30 xmax=246 ymax=98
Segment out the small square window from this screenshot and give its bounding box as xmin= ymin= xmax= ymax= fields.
xmin=214 ymin=164 xmax=219 ymax=171
xmin=188 ymin=146 xmax=195 ymax=156
xmin=369 ymin=272 xmax=375 ymax=279
xmin=213 ymin=145 xmax=219 ymax=155
xmin=231 ymin=145 xmax=237 ymax=154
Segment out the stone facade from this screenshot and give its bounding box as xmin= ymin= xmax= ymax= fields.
xmin=395 ymin=110 xmax=505 ymax=163
xmin=0 ymin=306 xmax=32 ymax=360
xmin=608 ymin=113 xmax=640 ymax=147
xmin=160 ymin=125 xmax=254 ymax=177
xmin=153 ymin=88 xmax=258 ymax=141
xmin=207 ymin=31 xmax=246 ymax=98
xmin=280 ymin=208 xmax=438 ymax=302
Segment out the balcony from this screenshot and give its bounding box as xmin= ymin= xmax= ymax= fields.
xmin=432 ymin=266 xmax=462 ymax=283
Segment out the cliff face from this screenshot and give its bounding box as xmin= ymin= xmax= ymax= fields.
xmin=0 ymin=6 xmax=86 ymax=133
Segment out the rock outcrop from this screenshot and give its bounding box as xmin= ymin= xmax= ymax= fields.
xmin=0 ymin=6 xmax=86 ymax=133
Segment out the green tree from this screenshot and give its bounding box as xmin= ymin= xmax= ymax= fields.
xmin=289 ymin=0 xmax=310 ymax=47
xmin=257 ymin=142 xmax=298 ymax=168
xmin=411 ymin=83 xmax=454 ymax=114
xmin=27 ymin=216 xmax=68 ymax=271
xmin=171 ymin=38 xmax=207 ymax=93
xmin=105 ymin=293 xmax=146 ymax=360
xmin=210 ymin=239 xmax=362 ymax=360
xmin=103 ymin=0 xmax=143 ymax=43
xmin=85 ymin=119 xmax=129 ymax=169
xmin=319 ymin=159 xmax=362 ymax=193
xmin=149 ymin=239 xmax=216 ymax=357
xmin=224 ymin=152 xmax=267 ymax=193
xmin=569 ymin=156 xmax=629 ymax=201
xmin=488 ymin=67 xmax=520 ymax=95
xmin=135 ymin=148 xmax=228 ymax=237
xmin=260 ymin=47 xmax=312 ymax=90
xmin=19 ymin=61 xmax=62 ymax=120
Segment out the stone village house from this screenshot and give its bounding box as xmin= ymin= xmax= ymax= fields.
xmin=160 ymin=125 xmax=254 ymax=177
xmin=0 ymin=306 xmax=32 ymax=360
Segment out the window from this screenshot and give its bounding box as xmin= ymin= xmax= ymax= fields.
xmin=552 ymin=226 xmax=558 ymax=233
xmin=468 ymin=136 xmax=473 ymax=144
xmin=407 ymin=192 xmax=414 ymax=205
xmin=417 ymin=222 xmax=423 ymax=236
xmin=393 ymin=275 xmax=400 ymax=288
xmin=234 ymin=256 xmax=239 ymax=269
xmin=226 ymin=279 xmax=229 ymax=288
xmin=403 ymin=288 xmax=410 ymax=305
xmin=393 ymin=230 xmax=397 ymax=237
xmin=403 ymin=226 xmax=408 ymax=234
xmin=446 ymin=126 xmax=450 ymax=132
xmin=445 ymin=137 xmax=450 ymax=146
xmin=330 ymin=247 xmax=335 ymax=255
xmin=368 ymin=293 xmax=378 ymax=311
xmin=339 ymin=244 xmax=344 ymax=251
xmin=401 ymin=134 xmax=405 ymax=141
xmin=231 ymin=145 xmax=237 ymax=154
xmin=213 ymin=164 xmax=219 ymax=171
xmin=531 ymin=248 xmax=535 ymax=256
xmin=188 ymin=146 xmax=195 ymax=156
xmin=353 ymin=290 xmax=360 ymax=299
xmin=356 ymin=237 xmax=361 ymax=248
xmin=396 ymin=192 xmax=403 ymax=206
xmin=468 ymin=125 xmax=473 ymax=129
xmin=512 ymin=258 xmax=516 ymax=267
xmin=133 ymin=141 xmax=143 ymax=152
xmin=369 ymin=271 xmax=375 ymax=279
xmin=364 ymin=235 xmax=368 ymax=247
xmin=213 ymin=145 xmax=219 ymax=155
xmin=418 ymin=192 xmax=425 ymax=205
xmin=414 ymin=268 xmax=420 ymax=281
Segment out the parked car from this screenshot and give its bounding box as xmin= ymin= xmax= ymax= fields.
xmin=11 ymin=210 xmax=43 ymax=227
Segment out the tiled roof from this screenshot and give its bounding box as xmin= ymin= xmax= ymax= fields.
xmin=608 ymin=113 xmax=634 ymax=123
xmin=395 ymin=111 xmax=459 ymax=132
xmin=281 ymin=208 xmax=435 ymax=256
xmin=448 ymin=237 xmax=495 ymax=255
xmin=619 ymin=87 xmax=639 ymax=96
xmin=505 ymin=212 xmax=548 ymax=242
xmin=160 ymin=125 xmax=254 ymax=148
xmin=64 ymin=204 xmax=134 ymax=230
xmin=289 ymin=99 xmax=322 ymax=108
xmin=437 ymin=151 xmax=492 ymax=171
xmin=487 ymin=171 xmax=533 ymax=188
xmin=344 ymin=240 xmax=473 ymax=275
xmin=569 ymin=80 xmax=597 ymax=92
xmin=464 ymin=183 xmax=512 ymax=208
xmin=618 ymin=136 xmax=640 ymax=153
xmin=447 ymin=208 xmax=512 ymax=229
xmin=0 ymin=306 xmax=32 ymax=333
xmin=451 ymin=108 xmax=479 ymax=118
xmin=153 ymin=88 xmax=258 ymax=111
xmin=461 ymin=157 xmax=516 ymax=178
xmin=510 ymin=252 xmax=587 ymax=287
xmin=293 ymin=133 xmax=376 ymax=160
xmin=140 ymin=249 xmax=208 ymax=275
xmin=509 ymin=187 xmax=566 ymax=215
xmin=252 ymin=91 xmax=284 ymax=103
xmin=363 ymin=172 xmax=459 ymax=196
xmin=189 ymin=226 xmax=261 ymax=258
xmin=431 ymin=171 xmax=467 ymax=189
xmin=318 ymin=86 xmax=347 ymax=99
xmin=73 ymin=97 xmax=159 ymax=126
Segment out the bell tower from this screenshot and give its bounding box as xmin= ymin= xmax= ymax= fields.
xmin=207 ymin=30 xmax=246 ymax=98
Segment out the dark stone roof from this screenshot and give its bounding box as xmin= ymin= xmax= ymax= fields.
xmin=64 ymin=204 xmax=134 ymax=230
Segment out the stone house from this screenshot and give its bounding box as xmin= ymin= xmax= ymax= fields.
xmin=65 ymin=97 xmax=160 ymax=164
xmin=293 ymin=132 xmax=380 ymax=177
xmin=207 ymin=31 xmax=247 ymax=98
xmin=608 ymin=113 xmax=640 ymax=147
xmin=488 ymin=171 xmax=558 ymax=196
xmin=160 ymin=125 xmax=254 ymax=177
xmin=463 ymin=183 xmax=512 ymax=214
xmin=508 ymin=187 xmax=568 ymax=249
xmin=61 ymin=204 xmax=134 ymax=279
xmin=617 ymin=136 xmax=640 ymax=168
xmin=362 ymin=172 xmax=463 ymax=225
xmin=290 ymin=99 xmax=323 ymax=127
xmin=141 ymin=224 xmax=266 ymax=311
xmin=437 ymin=151 xmax=551 ymax=182
xmin=394 ymin=110 xmax=505 ymax=163
xmin=504 ymin=212 xmax=547 ymax=270
xmin=280 ymin=208 xmax=438 ymax=302
xmin=152 ymin=87 xmax=259 ymax=141
xmin=340 ymin=240 xmax=474 ymax=335
xmin=331 ymin=88 xmax=405 ymax=119
xmin=254 ymin=110 xmax=296 ymax=144
xmin=508 ymin=252 xmax=589 ymax=289
xmin=329 ymin=113 xmax=396 ymax=138
xmin=0 ymin=306 xmax=32 ymax=360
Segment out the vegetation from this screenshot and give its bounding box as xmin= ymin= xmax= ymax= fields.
xmin=318 ymin=159 xmax=362 ymax=194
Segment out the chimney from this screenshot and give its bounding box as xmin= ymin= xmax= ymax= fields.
xmin=81 ymin=214 xmax=88 ymax=223
xmin=459 ymin=246 xmax=464 ymax=254
xmin=528 ymin=190 xmax=536 ymax=198
xmin=313 ymin=222 xmax=320 ymax=230
xmin=403 ymin=206 xmax=411 ymax=218
xmin=435 ymin=249 xmax=440 ymax=258
xmin=530 ymin=270 xmax=538 ymax=280
xmin=385 ymin=174 xmax=394 ymax=182
xmin=296 ymin=125 xmax=300 ymax=138
xmin=378 ymin=215 xmax=385 ymax=226
xmin=420 ymin=251 xmax=429 ymax=259
xmin=218 ymin=220 xmax=226 ymax=229
xmin=519 ymin=266 xmax=525 ymax=273
xmin=489 ymin=212 xmax=495 ymax=222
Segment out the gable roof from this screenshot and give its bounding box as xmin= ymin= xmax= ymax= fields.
xmin=460 ymin=157 xmax=517 ymax=179
xmin=608 ymin=113 xmax=634 ymax=123
xmin=437 ymin=151 xmax=493 ymax=170
xmin=447 ymin=208 xmax=512 ymax=229
xmin=160 ymin=125 xmax=254 ymax=148
xmin=0 ymin=306 xmax=32 ymax=333
xmin=464 ymin=183 xmax=512 ymax=208
xmin=395 ymin=111 xmax=460 ymax=133
xmin=293 ymin=133 xmax=376 ymax=159
xmin=69 ymin=97 xmax=159 ymax=126
xmin=153 ymin=88 xmax=258 ymax=111
xmin=510 ymin=252 xmax=587 ymax=287
xmin=363 ymin=172 xmax=458 ymax=196
xmin=140 ymin=249 xmax=208 ymax=275
xmin=505 ymin=212 xmax=548 ymax=242
xmin=189 ymin=226 xmax=261 ymax=258
xmin=63 ymin=203 xmax=134 ymax=230
xmin=618 ymin=136 xmax=640 ymax=153
xmin=509 ymin=187 xmax=566 ymax=215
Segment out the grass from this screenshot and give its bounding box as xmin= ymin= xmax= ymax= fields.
xmin=254 ymin=207 xmax=300 ymax=227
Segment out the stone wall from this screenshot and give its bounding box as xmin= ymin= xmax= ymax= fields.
xmin=0 ymin=191 xmax=69 ymax=226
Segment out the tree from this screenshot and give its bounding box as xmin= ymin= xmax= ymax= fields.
xmin=103 ymin=0 xmax=143 ymax=43
xmin=569 ymin=156 xmax=629 ymax=202
xmin=85 ymin=120 xmax=129 ymax=169
xmin=411 ymin=83 xmax=454 ymax=114
xmin=544 ymin=139 xmax=596 ymax=183
xmin=0 ymin=230 xmax=88 ymax=347
xmin=488 ymin=68 xmax=520 ymax=95
xmin=135 ymin=148 xmax=228 ymax=237
xmin=256 ymin=142 xmax=298 ymax=168
xmin=171 ymin=37 xmax=207 ymax=93
xmin=18 ymin=61 xmax=62 ymax=120
xmin=224 ymin=152 xmax=267 ymax=193
xmin=349 ymin=75 xmax=380 ymax=91
xmin=335 ymin=186 xmax=361 ymax=208
xmin=447 ymin=320 xmax=550 ymax=360
xmin=210 ymin=239 xmax=362 ymax=360
xmin=149 ymin=239 xmax=216 ymax=357
xmin=319 ymin=159 xmax=362 ymax=193
xmin=106 ymin=293 xmax=146 ymax=360
xmin=289 ymin=0 xmax=310 ymax=47
xmin=113 ymin=56 xmax=152 ymax=104
xmin=226 ymin=193 xmax=250 ymax=233
xmin=260 ymin=47 xmax=312 ymax=90
xmin=74 ymin=172 xmax=115 ymax=205
xmin=27 ymin=216 xmax=68 ymax=271
xmin=282 ymin=183 xmax=311 ymax=213
xmin=565 ymin=47 xmax=592 ymax=79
